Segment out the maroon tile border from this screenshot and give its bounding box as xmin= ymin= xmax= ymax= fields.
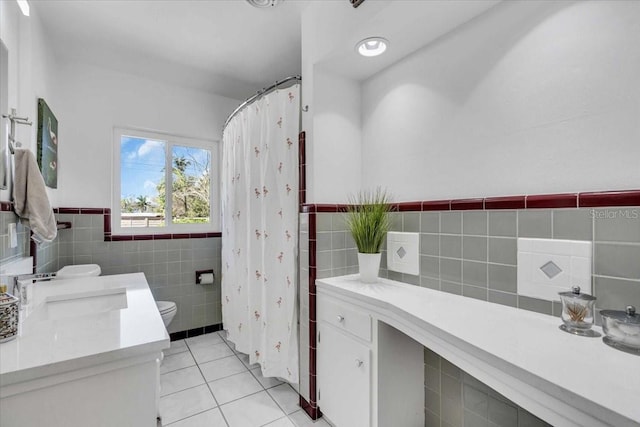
xmin=315 ymin=204 xmax=339 ymax=213
xmin=526 ymin=193 xmax=577 ymax=209
xmin=298 ymin=189 xmax=640 ymax=214
xmin=55 ymin=207 xmax=81 ymax=214
xmin=397 ymin=202 xmax=422 ymax=212
xmin=299 ymin=395 xmax=321 ymax=420
xmin=155 ymin=234 xmax=176 ymax=240
xmin=29 ymin=233 xmax=36 ymax=273
xmin=308 ymin=213 xmax=316 ymax=238
xmin=306 ymin=211 xmax=319 ymax=417
xmin=422 ymin=200 xmax=451 ymax=211
xmin=299 ymin=131 xmax=306 ymax=207
xmin=109 ymin=235 xmax=133 ymax=242
xmin=80 ymin=208 xmax=106 ymax=214
xmin=301 ymin=204 xmax=315 ymax=213
xmin=484 ymin=196 xmax=526 ymax=210
xmin=104 ymin=231 xmax=221 ymax=242
xmin=43 ymin=206 xmax=222 ymax=241
xmin=451 ymin=198 xmax=484 ymax=211
xmin=103 ymin=215 xmax=111 ymax=238
xmin=54 ymin=207 xmax=111 ymax=214
xmin=579 ymin=190 xmax=640 ymax=208
xmin=0 ymin=201 xmax=13 ymax=211
xmin=171 ymin=233 xmax=191 ymax=240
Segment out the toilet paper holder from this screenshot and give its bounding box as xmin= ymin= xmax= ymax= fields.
xmin=195 ymin=269 xmax=215 ymax=285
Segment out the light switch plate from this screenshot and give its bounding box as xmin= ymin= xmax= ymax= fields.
xmin=8 ymin=223 xmax=17 ymax=248
xmin=386 ymin=232 xmax=419 ymax=276
xmin=517 ymin=238 xmax=592 ymax=302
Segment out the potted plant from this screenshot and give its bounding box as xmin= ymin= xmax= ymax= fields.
xmin=346 ymin=188 xmax=393 ymax=283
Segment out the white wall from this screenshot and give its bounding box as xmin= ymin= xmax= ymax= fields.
xmin=301 ymin=3 xmax=366 ymax=204
xmin=1 ymin=2 xmax=58 ymax=202
xmin=2 ymin=2 xmax=241 ymax=208
xmin=361 ymin=1 xmax=640 ymax=201
xmin=311 ymin=67 xmax=362 ymax=203
xmin=53 ymin=60 xmax=240 ymax=207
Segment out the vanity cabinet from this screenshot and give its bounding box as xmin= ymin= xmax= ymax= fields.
xmin=317 ymin=295 xmax=372 ymax=427
xmin=317 ymin=322 xmax=371 ymax=426
xmin=316 ymin=292 xmax=424 ymax=427
xmin=0 ymin=273 xmax=169 ymax=427
xmin=317 ymin=275 xmax=640 ymax=427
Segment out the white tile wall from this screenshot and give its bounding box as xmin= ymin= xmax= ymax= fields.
xmin=517 ymin=238 xmax=592 ymax=301
xmin=386 ymin=232 xmax=420 ymax=276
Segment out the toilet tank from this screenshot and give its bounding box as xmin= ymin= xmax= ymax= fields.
xmin=56 ymin=264 xmax=102 ymax=279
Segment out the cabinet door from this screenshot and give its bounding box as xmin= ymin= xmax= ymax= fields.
xmin=317 ymin=323 xmax=371 ymax=427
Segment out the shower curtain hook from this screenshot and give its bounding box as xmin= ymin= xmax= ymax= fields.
xmin=302 ymin=105 xmax=309 ymax=112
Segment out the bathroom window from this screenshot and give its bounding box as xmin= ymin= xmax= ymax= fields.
xmin=112 ymin=128 xmax=219 ymax=234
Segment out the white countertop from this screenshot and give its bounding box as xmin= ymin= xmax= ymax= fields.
xmin=317 ymin=275 xmax=640 ymax=427
xmin=0 ymin=273 xmax=169 ymax=386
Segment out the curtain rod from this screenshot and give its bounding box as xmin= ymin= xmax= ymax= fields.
xmin=223 ymin=75 xmax=301 ymax=132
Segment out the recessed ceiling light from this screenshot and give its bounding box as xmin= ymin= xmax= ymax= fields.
xmin=356 ymin=37 xmax=388 ymax=57
xmin=246 ymin=0 xmax=283 ymax=8
xmin=16 ymin=0 xmax=30 ymax=16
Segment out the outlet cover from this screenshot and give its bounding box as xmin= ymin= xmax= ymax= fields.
xmin=517 ymin=238 xmax=592 ymax=302
xmin=387 ymin=232 xmax=419 ymax=276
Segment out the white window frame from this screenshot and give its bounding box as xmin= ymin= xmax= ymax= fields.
xmin=112 ymin=127 xmax=220 ymax=235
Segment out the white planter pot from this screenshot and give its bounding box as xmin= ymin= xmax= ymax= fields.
xmin=357 ymin=252 xmax=381 ymax=283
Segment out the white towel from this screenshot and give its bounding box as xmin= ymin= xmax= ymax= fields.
xmin=12 ymin=149 xmax=57 ymax=243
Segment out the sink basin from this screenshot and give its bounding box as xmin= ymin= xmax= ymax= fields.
xmin=42 ymin=288 xmax=127 ymax=321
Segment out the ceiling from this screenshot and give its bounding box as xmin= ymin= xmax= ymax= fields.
xmin=314 ymin=0 xmax=501 ymax=81
xmin=34 ymin=0 xmax=500 ymax=101
xmin=35 ymin=0 xmax=307 ymax=100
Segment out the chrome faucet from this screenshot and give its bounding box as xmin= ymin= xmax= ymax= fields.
xmin=13 ymin=272 xmax=57 ymax=305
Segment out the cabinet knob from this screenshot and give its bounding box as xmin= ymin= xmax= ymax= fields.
xmin=355 ymin=359 xmax=363 ymax=368
xmin=337 ymin=315 xmax=345 ymax=323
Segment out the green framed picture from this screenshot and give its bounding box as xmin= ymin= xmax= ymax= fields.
xmin=37 ymin=98 xmax=58 ymax=188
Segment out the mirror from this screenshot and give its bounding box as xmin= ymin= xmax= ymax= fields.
xmin=0 ymin=39 xmax=8 ymax=190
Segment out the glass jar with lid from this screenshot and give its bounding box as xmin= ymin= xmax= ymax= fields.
xmin=601 ymin=305 xmax=640 ymax=354
xmin=558 ymin=286 xmax=598 ymax=337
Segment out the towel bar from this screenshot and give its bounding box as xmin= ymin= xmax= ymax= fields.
xmin=2 ymin=108 xmax=32 ymax=155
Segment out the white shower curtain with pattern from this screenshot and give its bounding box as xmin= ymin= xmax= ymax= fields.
xmin=221 ymin=84 xmax=300 ymax=383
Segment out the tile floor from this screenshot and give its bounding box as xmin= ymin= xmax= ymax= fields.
xmin=159 ymin=331 xmax=330 ymax=427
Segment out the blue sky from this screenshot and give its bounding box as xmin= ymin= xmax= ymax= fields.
xmin=121 ymin=136 xmax=165 ymax=199
xmin=120 ymin=136 xmax=211 ymax=200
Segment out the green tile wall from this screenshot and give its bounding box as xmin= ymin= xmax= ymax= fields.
xmin=315 ymin=213 xmax=359 ymax=279
xmin=0 ymin=211 xmax=30 ymax=266
xmin=311 ymin=206 xmax=640 ymax=427
xmin=424 ymin=347 xmax=551 ymax=427
xmin=31 ymin=213 xmax=223 ymax=333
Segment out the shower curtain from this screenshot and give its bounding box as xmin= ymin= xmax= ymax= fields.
xmin=221 ymin=84 xmax=300 ymax=383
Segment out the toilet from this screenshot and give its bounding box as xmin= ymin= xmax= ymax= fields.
xmin=56 ymin=264 xmax=102 ymax=279
xmin=156 ymin=301 xmax=177 ymax=327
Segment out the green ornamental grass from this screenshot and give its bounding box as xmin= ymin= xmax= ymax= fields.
xmin=346 ymin=188 xmax=393 ymax=254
